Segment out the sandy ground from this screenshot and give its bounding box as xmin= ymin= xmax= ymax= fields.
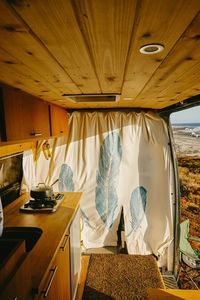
xmin=172 ymin=127 xmax=200 ymax=156
xmin=172 ymin=127 xmax=200 ymax=289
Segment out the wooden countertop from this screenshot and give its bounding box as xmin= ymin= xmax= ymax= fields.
xmin=1 ymin=192 xmax=82 ymax=298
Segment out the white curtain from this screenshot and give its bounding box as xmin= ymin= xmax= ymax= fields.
xmin=22 ymin=111 xmax=174 ymax=268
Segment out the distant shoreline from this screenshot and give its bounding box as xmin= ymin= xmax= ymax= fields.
xmin=172 ymin=123 xmax=200 ymax=127
xmin=172 ymin=125 xmax=200 ymax=156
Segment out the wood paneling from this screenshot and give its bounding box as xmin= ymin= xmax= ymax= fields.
xmin=122 ymin=0 xmax=200 ymax=101
xmin=38 ymin=236 xmax=71 ymax=300
xmin=136 ymin=10 xmax=200 ymax=108
xmin=0 ymin=254 xmax=32 ymax=300
xmin=2 ymin=192 xmax=81 ymax=298
xmin=0 ymin=1 xmax=80 ymax=98
xmin=0 ymin=0 xmax=200 ymax=109
xmin=75 ymin=256 xmax=90 ymax=300
xmin=0 ymin=141 xmax=36 ymax=158
xmin=9 ymin=0 xmax=101 ymax=94
xmin=50 ymin=104 xmax=68 ymax=136
xmin=0 ymin=239 xmax=26 ymax=290
xmin=72 ymin=0 xmax=137 ymax=93
xmin=3 ymin=87 xmax=50 ymax=141
xmin=148 ymin=288 xmax=200 ymax=300
xmin=0 ymin=47 xmax=59 ymax=102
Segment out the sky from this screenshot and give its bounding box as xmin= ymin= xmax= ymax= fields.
xmin=170 ymin=105 xmax=200 ymax=124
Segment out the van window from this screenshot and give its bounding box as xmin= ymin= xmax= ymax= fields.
xmin=170 ymin=107 xmax=200 ymax=289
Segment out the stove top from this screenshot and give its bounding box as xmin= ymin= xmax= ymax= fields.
xmin=20 ymin=193 xmax=65 ymax=213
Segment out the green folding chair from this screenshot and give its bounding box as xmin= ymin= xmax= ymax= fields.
xmin=177 ymin=219 xmax=200 ymax=289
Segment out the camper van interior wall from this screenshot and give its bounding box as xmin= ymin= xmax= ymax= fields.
xmin=22 ymin=111 xmax=174 ymax=270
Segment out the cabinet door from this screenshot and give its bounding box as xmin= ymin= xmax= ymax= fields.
xmin=38 ymin=235 xmax=71 ymax=300
xmin=2 ymin=87 xmax=50 ymax=141
xmin=0 ymin=259 xmax=32 ymax=300
xmin=49 ymin=104 xmax=68 ymax=136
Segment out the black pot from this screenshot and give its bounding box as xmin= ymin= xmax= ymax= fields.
xmin=30 ymin=183 xmax=53 ymax=200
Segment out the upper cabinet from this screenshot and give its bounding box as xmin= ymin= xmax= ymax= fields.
xmin=0 ymin=86 xmax=68 ymax=143
xmin=1 ymin=87 xmax=50 ymax=141
xmin=49 ymin=104 xmax=68 ymax=137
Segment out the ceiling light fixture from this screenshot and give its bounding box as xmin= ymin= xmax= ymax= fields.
xmin=62 ymin=94 xmax=120 ymax=103
xmin=124 ymin=97 xmax=133 ymax=100
xmin=140 ymin=44 xmax=164 ymax=54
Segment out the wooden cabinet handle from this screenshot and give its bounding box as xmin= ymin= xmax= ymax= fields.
xmin=42 ymin=266 xmax=58 ymax=298
xmin=30 ymin=133 xmax=42 ymax=136
xmin=60 ymin=235 xmax=70 ymax=251
xmin=60 ymin=130 xmax=64 ymax=133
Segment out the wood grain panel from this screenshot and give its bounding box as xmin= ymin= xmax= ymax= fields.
xmin=2 ymin=192 xmax=81 ymax=296
xmin=0 ymin=141 xmax=36 ymax=158
xmin=72 ymin=0 xmax=137 ymax=93
xmin=8 ymin=0 xmax=101 ymax=94
xmin=0 ymin=239 xmax=25 ymax=290
xmin=0 ymin=47 xmax=61 ymax=101
xmin=0 ymin=1 xmax=80 ymax=98
xmin=38 ymin=237 xmax=71 ymax=300
xmin=0 ymin=253 xmax=32 ymax=300
xmin=122 ymin=0 xmax=200 ymax=101
xmin=50 ymin=104 xmax=68 ymax=136
xmin=136 ymin=10 xmax=200 ymax=108
xmin=75 ymin=256 xmax=90 ymax=300
xmin=3 ymin=87 xmax=50 ymax=141
xmin=0 ymin=1 xmax=199 ymax=109
xmin=148 ymin=288 xmax=200 ymax=300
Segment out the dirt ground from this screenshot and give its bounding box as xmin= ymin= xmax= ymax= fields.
xmin=177 ymin=156 xmax=200 ymax=289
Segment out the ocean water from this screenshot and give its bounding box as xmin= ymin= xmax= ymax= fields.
xmin=172 ymin=123 xmax=200 ymax=127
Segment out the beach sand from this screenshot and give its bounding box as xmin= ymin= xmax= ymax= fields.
xmin=172 ymin=127 xmax=200 ymax=289
xmin=172 ymin=127 xmax=200 ymax=156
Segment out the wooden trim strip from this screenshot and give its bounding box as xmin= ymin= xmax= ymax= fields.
xmin=75 ymin=256 xmax=90 ymax=300
xmin=0 ymin=133 xmax=68 ymax=158
xmin=148 ymin=288 xmax=200 ymax=299
xmin=0 ymin=141 xmax=36 ymax=158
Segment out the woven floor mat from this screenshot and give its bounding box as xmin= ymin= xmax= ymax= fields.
xmin=82 ymin=254 xmax=164 ymax=300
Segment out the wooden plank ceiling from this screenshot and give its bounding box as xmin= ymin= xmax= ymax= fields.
xmin=1 ymin=0 xmax=200 ymax=109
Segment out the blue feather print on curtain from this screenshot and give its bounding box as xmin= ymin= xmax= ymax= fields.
xmin=95 ymin=132 xmax=122 ymax=228
xmin=80 ymin=208 xmax=94 ymax=230
xmin=127 ymin=186 xmax=147 ymax=237
xmin=59 ymin=164 xmax=74 ymax=192
xmin=59 ymin=164 xmax=93 ymax=229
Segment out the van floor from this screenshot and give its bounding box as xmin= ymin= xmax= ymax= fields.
xmin=80 ymin=253 xmax=164 ymax=300
xmin=81 ymin=245 xmax=179 ymax=290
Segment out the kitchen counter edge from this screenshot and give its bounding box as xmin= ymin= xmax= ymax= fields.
xmin=1 ymin=192 xmax=82 ymax=298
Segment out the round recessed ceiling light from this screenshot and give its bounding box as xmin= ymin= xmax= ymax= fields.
xmin=139 ymin=44 xmax=164 ymax=54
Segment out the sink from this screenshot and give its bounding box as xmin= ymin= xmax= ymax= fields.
xmin=0 ymin=228 xmax=42 ymax=289
xmin=0 ymin=239 xmax=25 ymax=266
xmin=1 ymin=227 xmax=43 ymax=252
xmin=0 ymin=239 xmax=26 ymax=288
